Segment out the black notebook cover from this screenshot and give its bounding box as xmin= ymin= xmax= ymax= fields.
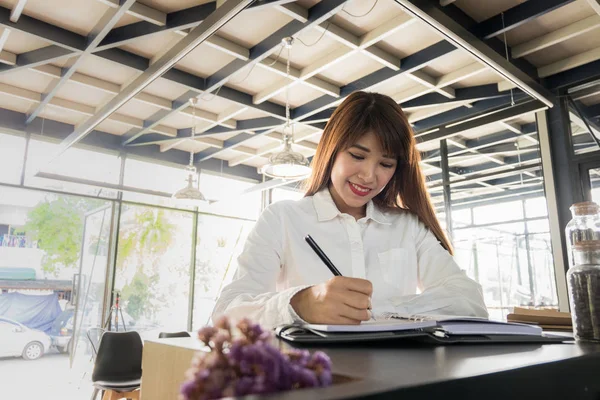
xmin=275 ymin=325 xmax=573 ymax=345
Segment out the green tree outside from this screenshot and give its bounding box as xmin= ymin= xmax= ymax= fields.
xmin=24 ymin=196 xmax=104 ymax=275
xmin=117 ymin=207 xmax=176 ymax=321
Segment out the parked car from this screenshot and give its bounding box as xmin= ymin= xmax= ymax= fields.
xmin=0 ymin=316 xmax=51 ymax=360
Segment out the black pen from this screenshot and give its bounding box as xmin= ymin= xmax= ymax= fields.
xmin=304 ymin=234 xmax=342 ymax=276
xmin=304 ymin=234 xmax=375 ymax=321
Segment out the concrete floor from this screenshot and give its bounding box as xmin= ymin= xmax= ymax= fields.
xmin=0 ymin=349 xmax=96 ymax=400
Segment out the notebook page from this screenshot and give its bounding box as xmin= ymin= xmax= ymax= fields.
xmin=302 ymin=317 xmax=437 ymax=333
xmin=438 ymin=320 xmax=543 ymax=336
xmin=383 ymin=313 xmax=543 ymax=336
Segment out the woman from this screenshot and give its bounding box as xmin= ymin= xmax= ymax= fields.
xmin=213 ymin=91 xmax=488 ymax=329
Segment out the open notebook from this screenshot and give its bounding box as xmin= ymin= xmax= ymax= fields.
xmin=301 ymin=312 xmax=543 ymax=336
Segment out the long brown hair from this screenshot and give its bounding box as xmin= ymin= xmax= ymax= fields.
xmin=304 ymin=91 xmax=453 ymax=254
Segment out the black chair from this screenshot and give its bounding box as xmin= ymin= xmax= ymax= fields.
xmin=90 ymin=331 xmax=143 ymax=400
xmin=158 ymin=331 xmax=191 ymax=339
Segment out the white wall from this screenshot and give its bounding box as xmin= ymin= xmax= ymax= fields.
xmin=0 ymin=247 xmax=44 ymax=270
xmin=0 ymin=204 xmax=30 ymax=226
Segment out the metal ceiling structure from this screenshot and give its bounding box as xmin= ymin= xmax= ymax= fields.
xmin=0 ymin=0 xmax=599 ymax=211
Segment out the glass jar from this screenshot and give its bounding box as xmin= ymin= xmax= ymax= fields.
xmin=565 ymin=201 xmax=600 ymax=268
xmin=567 ymin=241 xmax=600 ymax=341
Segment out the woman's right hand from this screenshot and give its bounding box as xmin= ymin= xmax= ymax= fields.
xmin=290 ymin=276 xmax=373 ymax=324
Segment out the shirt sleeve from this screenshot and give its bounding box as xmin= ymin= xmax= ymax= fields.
xmin=391 ymin=214 xmax=489 ymax=318
xmin=212 ymin=203 xmax=311 ymax=328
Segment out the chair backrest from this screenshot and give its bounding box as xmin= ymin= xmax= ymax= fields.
xmin=158 ymin=331 xmax=191 ymax=339
xmin=92 ymin=331 xmax=143 ymax=383
xmin=86 ymin=327 xmax=106 ymax=359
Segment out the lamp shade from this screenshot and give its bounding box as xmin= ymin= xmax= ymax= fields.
xmin=261 ymin=149 xmax=311 ymax=180
xmin=172 ymin=171 xmax=207 ymax=204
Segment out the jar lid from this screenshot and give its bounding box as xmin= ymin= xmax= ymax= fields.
xmin=570 ymin=201 xmax=599 ymax=216
xmin=573 ymin=240 xmax=600 ymax=251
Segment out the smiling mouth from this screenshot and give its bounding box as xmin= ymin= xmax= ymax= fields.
xmin=349 ymin=182 xmax=372 ymax=196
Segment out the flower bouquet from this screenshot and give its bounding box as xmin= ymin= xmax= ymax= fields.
xmin=180 ymin=317 xmax=333 ymax=400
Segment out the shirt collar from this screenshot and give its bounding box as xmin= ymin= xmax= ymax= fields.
xmin=313 ymin=188 xmax=391 ymax=225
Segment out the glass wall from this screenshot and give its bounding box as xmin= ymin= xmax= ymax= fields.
xmin=198 ymin=171 xmax=262 ymax=220
xmin=451 ymin=197 xmax=557 ymax=320
xmin=0 ymin=130 xmax=260 ymax=400
xmin=193 ymin=214 xmax=254 ymax=329
xmin=0 ymin=184 xmax=111 ymax=399
xmin=113 ymin=204 xmax=194 ymax=340
xmin=591 ymin=167 xmax=600 ymax=204
xmin=25 ymin=137 xmax=120 ymax=198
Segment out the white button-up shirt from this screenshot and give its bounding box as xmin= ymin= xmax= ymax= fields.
xmin=213 ymin=189 xmax=488 ymax=328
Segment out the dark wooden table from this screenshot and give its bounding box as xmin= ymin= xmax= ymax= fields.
xmin=141 ymin=335 xmax=600 ymax=399
xmin=276 ymin=337 xmax=600 ymax=399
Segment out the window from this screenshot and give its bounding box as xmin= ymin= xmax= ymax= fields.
xmin=25 ymin=138 xmax=120 ymax=198
xmin=122 ymin=157 xmax=195 ymax=209
xmin=473 ymin=201 xmax=524 ymax=224
xmin=0 ymin=132 xmax=26 ymax=184
xmin=452 ymin=200 xmax=558 ymax=320
xmin=525 ymin=197 xmax=549 ymax=218
xmin=0 ymin=185 xmax=111 ymax=399
xmin=590 ymin=168 xmax=600 ymax=204
xmin=197 ymin=172 xmax=261 ymax=220
xmin=192 ymin=214 xmax=254 ymax=328
xmin=452 ymin=208 xmax=472 ymax=228
xmin=113 ymin=204 xmax=194 ymax=340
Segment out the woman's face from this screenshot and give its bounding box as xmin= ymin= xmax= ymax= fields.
xmin=328 ymin=131 xmax=398 ymax=218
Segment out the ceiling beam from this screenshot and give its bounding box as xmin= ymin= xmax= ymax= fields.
xmin=0 ymin=6 xmax=86 ymax=52
xmin=413 ymin=91 xmax=532 ymax=133
xmin=437 ymin=185 xmax=545 ymax=209
xmin=401 ymin=83 xmax=500 ymax=111
xmin=159 ymin=105 xmax=248 ymax=152
xmin=50 ymin=0 xmax=255 ymax=164
xmin=0 ymin=45 xmax=76 ymax=74
xmin=30 ymin=64 xmax=243 ymax=134
xmin=9 ymin=0 xmax=28 ymax=23
xmin=228 ymin=126 xmax=321 ymax=166
xmin=429 ymin=158 xmax=541 ymax=190
xmin=512 ymin=14 xmax=600 ymax=59
xmin=416 ymin=99 xmax=547 ymax=144
xmin=0 ymin=81 xmax=181 ymax=137
xmin=586 ymin=0 xmax=600 ymax=16
xmin=538 ymin=46 xmax=600 ymax=78
xmin=0 ymin=3 xmax=241 ymax=74
xmin=254 ymin=55 xmax=341 ymax=102
xmin=0 ymin=27 xmax=12 ymax=65
xmin=392 ymin=0 xmax=555 ymax=108
xmin=473 ymin=0 xmax=575 ymax=39
xmin=194 ymin=40 xmax=457 ymax=164
xmin=253 ymin=13 xmax=416 ymax=105
xmin=25 ymin=0 xmax=138 ymax=124
xmin=96 ymin=0 xmax=166 ymax=26
xmin=0 ymin=107 xmax=261 ymax=182
xmin=544 ymin=56 xmax=600 ymax=90
xmin=126 ymin=1 xmax=349 ymax=144
xmin=124 ymin=84 xmax=502 ymax=150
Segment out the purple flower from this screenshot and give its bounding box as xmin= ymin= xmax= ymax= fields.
xmin=287 ymin=348 xmax=311 ymax=367
xmin=237 ymin=318 xmax=265 ymax=343
xmin=234 ymin=376 xmax=255 ymax=396
xmin=180 ymin=317 xmax=333 ymax=400
xmin=197 ymin=327 xmax=217 ymax=346
xmin=214 ymin=316 xmax=231 ymax=331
